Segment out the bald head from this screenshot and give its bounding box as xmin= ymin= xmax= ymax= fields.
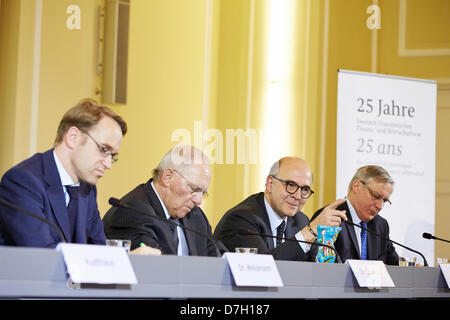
xmin=268 ymin=157 xmax=313 ymax=183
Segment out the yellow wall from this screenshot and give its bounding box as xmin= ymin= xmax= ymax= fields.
xmin=99 ymin=0 xmax=210 ymax=216
xmin=1 ymin=0 xmax=449 ymax=259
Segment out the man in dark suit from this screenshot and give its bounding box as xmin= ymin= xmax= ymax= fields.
xmin=0 ymin=99 xmax=127 ymax=247
xmin=103 ymin=145 xmax=220 ymax=256
xmin=311 ymin=165 xmax=399 ymax=265
xmin=214 ymin=157 xmax=347 ymax=261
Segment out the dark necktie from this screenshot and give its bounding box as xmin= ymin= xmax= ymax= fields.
xmin=169 ymin=217 xmax=179 ymax=249
xmin=276 ymin=220 xmax=286 ymax=247
xmin=66 ymin=186 xmax=79 ymax=242
xmin=360 ymin=221 xmax=368 ymax=260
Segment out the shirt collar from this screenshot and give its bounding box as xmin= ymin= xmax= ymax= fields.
xmin=346 ymin=197 xmax=362 ymax=225
xmin=264 ymin=196 xmax=287 ymax=233
xmin=151 ymin=181 xmax=171 ymax=220
xmin=53 ymin=150 xmax=78 ymax=187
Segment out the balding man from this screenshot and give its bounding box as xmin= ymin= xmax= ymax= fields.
xmin=214 ymin=157 xmax=347 ymax=261
xmin=103 ymin=145 xmax=220 ymax=256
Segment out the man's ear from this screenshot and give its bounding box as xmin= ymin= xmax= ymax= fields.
xmin=64 ymin=126 xmax=81 ymax=149
xmin=265 ymin=175 xmax=274 ymax=192
xmin=352 ymin=179 xmax=362 ymax=193
xmin=160 ymin=168 xmax=175 ymax=188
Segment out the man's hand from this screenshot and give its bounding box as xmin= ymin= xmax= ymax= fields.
xmin=301 ymin=198 xmax=347 ymax=242
xmin=130 ymin=245 xmax=162 ymax=256
xmin=311 ymin=198 xmax=347 ymax=230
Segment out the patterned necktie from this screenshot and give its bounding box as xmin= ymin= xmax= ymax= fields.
xmin=66 ymin=186 xmax=79 ymax=242
xmin=276 ymin=220 xmax=286 ymax=247
xmin=360 ymin=221 xmax=368 ymax=260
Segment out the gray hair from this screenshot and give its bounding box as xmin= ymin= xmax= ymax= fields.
xmin=348 ymin=165 xmax=394 ymax=193
xmin=152 ymin=145 xmax=210 ymax=181
xmin=268 ymin=160 xmax=281 ymax=176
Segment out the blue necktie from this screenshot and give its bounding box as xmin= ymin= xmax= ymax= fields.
xmin=360 ymin=221 xmax=367 ymax=260
xmin=66 ymin=186 xmax=79 ymax=242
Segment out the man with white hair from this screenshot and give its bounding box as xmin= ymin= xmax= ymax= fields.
xmin=103 ymin=145 xmax=220 ymax=256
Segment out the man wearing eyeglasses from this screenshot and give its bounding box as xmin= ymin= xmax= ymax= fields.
xmin=0 ymin=99 xmax=127 ymax=247
xmin=103 ymin=145 xmax=222 ymax=256
xmin=311 ymin=165 xmax=399 ymax=265
xmin=214 ymin=157 xmax=348 ymax=261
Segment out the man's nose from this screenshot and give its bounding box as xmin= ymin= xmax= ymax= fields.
xmin=192 ymin=192 xmax=203 ymax=206
xmin=103 ymin=155 xmax=113 ymax=169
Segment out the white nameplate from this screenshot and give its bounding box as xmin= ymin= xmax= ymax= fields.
xmin=57 ymin=243 xmax=138 ymax=285
xmin=223 ymin=253 xmax=283 ymax=287
xmin=346 ymin=259 xmax=395 ymax=289
xmin=439 ymin=264 xmax=450 ymax=288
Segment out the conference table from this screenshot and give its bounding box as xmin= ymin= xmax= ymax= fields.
xmin=0 ymin=246 xmax=449 ymax=300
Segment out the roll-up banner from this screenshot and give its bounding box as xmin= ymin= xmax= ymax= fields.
xmin=336 ymin=69 xmax=437 ymax=266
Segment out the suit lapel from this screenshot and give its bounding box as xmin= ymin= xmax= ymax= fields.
xmin=43 ymin=150 xmax=71 ymax=243
xmin=143 ymin=179 xmax=178 ymax=253
xmin=255 ymin=193 xmax=275 ymax=250
xmin=367 ymin=219 xmax=377 ymax=260
xmin=180 ymin=212 xmax=198 ymax=255
xmin=143 ymin=179 xmax=168 ymax=220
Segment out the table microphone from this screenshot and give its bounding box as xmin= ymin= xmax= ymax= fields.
xmin=108 ymin=197 xmax=228 ymax=256
xmin=423 ymin=232 xmax=450 ymax=244
xmin=0 ymin=196 xmax=67 ymax=243
xmin=237 ymin=228 xmax=342 ymax=263
xmin=346 ymin=220 xmax=428 ymax=266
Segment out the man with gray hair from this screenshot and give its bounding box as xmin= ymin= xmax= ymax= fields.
xmin=103 ymin=145 xmax=220 ymax=256
xmin=311 ymin=165 xmax=399 ymax=265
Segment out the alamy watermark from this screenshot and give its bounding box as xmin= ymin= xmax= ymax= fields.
xmin=170 ymin=121 xmax=280 ymax=165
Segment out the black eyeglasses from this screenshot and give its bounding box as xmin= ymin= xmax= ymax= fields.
xmin=173 ymin=169 xmax=209 ymax=199
xmin=271 ymin=175 xmax=314 ymax=199
xmin=81 ymin=130 xmax=119 ymax=164
xmin=360 ymin=180 xmax=391 ymax=206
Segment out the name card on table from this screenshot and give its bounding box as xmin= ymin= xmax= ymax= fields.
xmin=223 ymin=253 xmax=283 ymax=287
xmin=57 ymin=243 xmax=138 ymax=285
xmin=346 ymin=259 xmax=395 ymax=289
xmin=439 ymin=264 xmax=450 ymax=288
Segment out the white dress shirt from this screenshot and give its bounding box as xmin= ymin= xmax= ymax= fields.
xmin=53 ymin=150 xmax=78 ymax=207
xmin=264 ymin=197 xmax=310 ymax=253
xmin=346 ymin=197 xmax=363 ymax=256
xmin=151 ymin=181 xmax=189 ymax=256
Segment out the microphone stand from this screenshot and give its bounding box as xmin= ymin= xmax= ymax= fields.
xmin=0 ymin=196 xmax=67 ymax=243
xmin=346 ymin=220 xmax=428 ymax=267
xmin=239 ymin=229 xmax=343 ymax=263
xmin=109 ymin=197 xmax=226 ymax=257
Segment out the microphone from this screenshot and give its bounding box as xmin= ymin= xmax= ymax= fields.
xmin=346 ymin=220 xmax=428 ymax=267
xmin=423 ymin=232 xmax=450 ymax=244
xmin=0 ymin=196 xmax=67 ymax=243
xmin=238 ymin=228 xmax=343 ymax=263
xmin=108 ymin=197 xmax=227 ymax=257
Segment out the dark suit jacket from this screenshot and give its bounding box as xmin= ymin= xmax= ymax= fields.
xmin=102 ymin=179 xmax=220 ymax=256
xmin=213 ymin=192 xmax=317 ymax=261
xmin=311 ymin=201 xmax=399 ymax=265
xmin=0 ymin=149 xmax=106 ymax=247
